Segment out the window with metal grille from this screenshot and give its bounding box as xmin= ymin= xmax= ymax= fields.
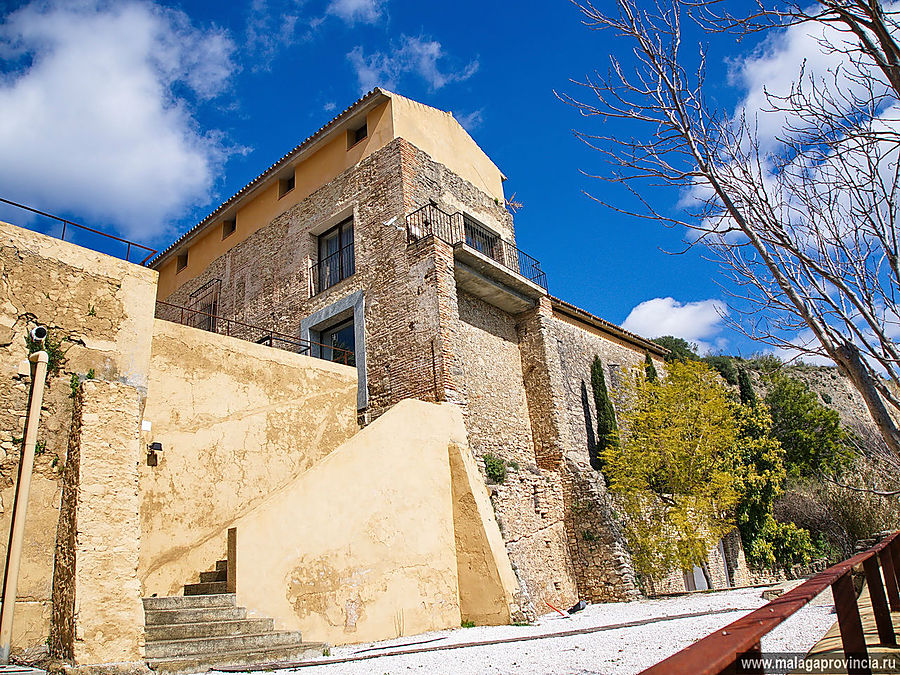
xmin=313 ymin=218 xmax=354 ymax=294
xmin=188 ymin=279 xmax=221 ymax=332
xmin=463 ymin=215 xmax=499 ymax=260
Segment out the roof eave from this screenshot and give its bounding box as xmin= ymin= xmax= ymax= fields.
xmin=150 ymin=88 xmax=391 ymax=269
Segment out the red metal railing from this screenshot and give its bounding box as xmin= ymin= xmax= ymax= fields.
xmin=0 ymin=197 xmax=157 ymax=265
xmin=640 ymin=530 xmax=900 ymax=675
xmin=155 ymin=300 xmax=355 ymax=366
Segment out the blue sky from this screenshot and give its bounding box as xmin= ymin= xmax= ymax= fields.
xmin=0 ymin=0 xmax=792 ymax=355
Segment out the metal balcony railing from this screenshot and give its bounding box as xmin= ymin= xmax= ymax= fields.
xmin=309 ymin=242 xmax=355 ymax=296
xmin=155 ymin=300 xmax=354 ymax=365
xmin=405 ymin=203 xmax=549 ymax=291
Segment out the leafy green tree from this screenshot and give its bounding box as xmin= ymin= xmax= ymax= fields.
xmin=591 ymin=355 xmax=617 ymax=470
xmin=764 ymin=372 xmax=851 ymax=479
xmin=652 ymin=336 xmax=699 ymax=363
xmin=704 ymin=355 xmax=738 ymax=385
xmin=604 ymin=360 xmax=741 ymax=586
xmin=737 ymin=368 xmax=756 ymax=407
xmin=644 ymin=353 xmax=659 ymax=383
xmin=732 ymin=403 xmax=813 ymax=571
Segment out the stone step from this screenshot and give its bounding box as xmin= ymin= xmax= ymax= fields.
xmin=198 ymin=569 xmax=227 ymax=583
xmin=145 ymin=630 xmax=306 ymax=659
xmin=216 ymin=559 xmax=227 ymax=572
xmin=145 ymin=618 xmax=274 ymax=643
xmin=146 ymin=641 xmax=327 ymax=674
xmin=144 ymin=605 xmax=247 ymax=626
xmin=142 ymin=594 xmax=236 ymax=611
xmin=183 ymin=581 xmax=227 ymax=596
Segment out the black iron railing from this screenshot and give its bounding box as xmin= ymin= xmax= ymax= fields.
xmin=0 ymin=197 xmax=157 ymax=265
xmin=309 ymin=242 xmax=355 ymax=296
xmin=405 ymin=203 xmax=549 ymax=291
xmin=155 ymin=300 xmax=355 ymax=366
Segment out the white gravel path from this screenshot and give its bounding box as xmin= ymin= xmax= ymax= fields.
xmin=226 ymin=586 xmax=837 ymax=675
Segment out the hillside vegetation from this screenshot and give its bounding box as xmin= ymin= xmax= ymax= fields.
xmin=605 ymin=337 xmax=900 ymax=586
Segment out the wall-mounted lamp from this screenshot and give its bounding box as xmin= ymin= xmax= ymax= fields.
xmin=147 ymin=442 xmax=162 ymax=467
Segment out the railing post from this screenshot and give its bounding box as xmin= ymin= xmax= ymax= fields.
xmin=737 ymin=641 xmax=764 ymax=675
xmin=863 ymin=555 xmax=897 ymax=646
xmin=226 ymin=527 xmax=236 ymax=594
xmin=879 ymin=546 xmax=900 ymax=612
xmin=832 ymin=571 xmax=872 ymax=675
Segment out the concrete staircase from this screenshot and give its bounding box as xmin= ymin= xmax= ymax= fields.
xmin=143 ymin=560 xmax=326 ymax=673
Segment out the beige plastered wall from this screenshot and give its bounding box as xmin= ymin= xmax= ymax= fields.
xmin=226 ymin=399 xmax=518 ymax=646
xmin=0 ymin=221 xmax=156 ymax=656
xmin=139 ymin=319 xmax=359 ymax=597
xmin=389 ymin=94 xmax=506 ymax=203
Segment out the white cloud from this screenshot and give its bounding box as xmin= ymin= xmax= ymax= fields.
xmin=455 ymin=108 xmax=484 ymax=132
xmin=622 ymin=297 xmax=727 ymax=354
xmin=245 ymin=0 xmax=308 ymax=63
xmin=347 ymin=36 xmax=478 ymax=93
xmin=0 ymin=0 xmax=237 ymax=240
xmin=326 ymin=0 xmax=383 ymax=24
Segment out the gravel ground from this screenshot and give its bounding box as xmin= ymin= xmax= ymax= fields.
xmin=228 ymin=586 xmax=837 ymax=675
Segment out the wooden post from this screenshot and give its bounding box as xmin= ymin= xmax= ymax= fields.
xmin=832 ymin=572 xmax=871 ymax=675
xmin=863 ymin=556 xmax=896 ymax=646
xmin=226 ymin=527 xmax=237 ymax=594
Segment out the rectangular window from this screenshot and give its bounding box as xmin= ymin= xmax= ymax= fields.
xmin=222 ymin=219 xmax=236 ymax=239
xmin=321 ymin=318 xmax=356 ymax=366
xmin=348 ymin=121 xmax=367 ymax=148
xmin=278 ymin=174 xmax=295 ymax=198
xmin=176 ymin=251 xmax=188 ymax=273
xmin=314 ymin=217 xmax=355 ymax=294
xmin=188 ymin=279 xmax=220 ymax=333
xmin=463 ymin=215 xmax=499 ymax=260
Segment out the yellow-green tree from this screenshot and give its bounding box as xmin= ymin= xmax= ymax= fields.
xmin=603 ymin=360 xmax=742 ymax=589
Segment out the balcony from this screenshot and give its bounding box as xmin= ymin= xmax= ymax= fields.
xmin=406 ymin=203 xmax=549 ymax=313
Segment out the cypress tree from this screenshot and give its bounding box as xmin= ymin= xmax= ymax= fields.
xmin=644 ymin=353 xmax=659 ymax=383
xmin=591 ymin=355 xmax=618 ymax=470
xmin=738 ymin=368 xmax=757 ymax=406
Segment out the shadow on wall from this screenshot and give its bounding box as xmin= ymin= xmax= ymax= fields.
xmin=201 ymin=399 xmax=521 ymax=646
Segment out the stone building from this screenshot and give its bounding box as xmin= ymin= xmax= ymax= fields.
xmin=149 ymin=89 xmax=745 ymax=609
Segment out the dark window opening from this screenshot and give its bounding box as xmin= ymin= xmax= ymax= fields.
xmin=320 ymin=318 xmax=356 ymax=366
xmin=348 ymin=121 xmax=367 ymax=148
xmin=463 ymin=215 xmax=499 ymax=260
xmin=188 ymin=279 xmax=221 ymax=333
xmin=222 ymin=219 xmax=236 ymax=239
xmin=176 ymin=251 xmax=188 ymax=273
xmin=279 ymin=174 xmax=295 ymax=198
xmin=314 ymin=217 xmax=355 ymax=293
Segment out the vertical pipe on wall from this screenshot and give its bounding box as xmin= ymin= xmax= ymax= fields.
xmin=0 ymin=349 xmax=49 ymax=664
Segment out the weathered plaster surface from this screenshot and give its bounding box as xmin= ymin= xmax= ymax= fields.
xmin=0 ymin=221 xmax=156 ymax=655
xmin=139 ymin=319 xmax=359 ymax=597
xmin=229 ymin=400 xmax=500 ymax=646
xmin=61 ymin=380 xmax=145 ymax=665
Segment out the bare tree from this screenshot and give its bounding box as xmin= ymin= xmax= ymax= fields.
xmin=560 ymin=0 xmax=900 ymax=456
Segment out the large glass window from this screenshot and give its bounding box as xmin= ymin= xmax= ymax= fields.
xmin=321 ymin=318 xmax=356 ymax=366
xmin=316 ymin=218 xmax=355 ymax=293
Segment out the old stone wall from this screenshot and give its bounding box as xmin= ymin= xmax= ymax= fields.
xmin=67 ymin=380 xmax=145 ymax=664
xmin=140 ymin=319 xmax=359 ymax=597
xmin=0 ymin=221 xmax=156 ymax=656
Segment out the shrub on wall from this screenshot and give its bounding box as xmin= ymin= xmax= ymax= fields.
xmin=483 ymin=453 xmax=507 ymax=484
xmin=644 ymin=353 xmax=658 ymax=383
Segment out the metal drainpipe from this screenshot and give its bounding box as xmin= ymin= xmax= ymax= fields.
xmin=0 ymin=347 xmax=50 ymax=664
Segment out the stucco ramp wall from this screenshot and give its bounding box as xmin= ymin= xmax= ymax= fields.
xmin=228 ymin=399 xmax=518 ymax=646
xmin=140 ymin=319 xmax=359 ymax=597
